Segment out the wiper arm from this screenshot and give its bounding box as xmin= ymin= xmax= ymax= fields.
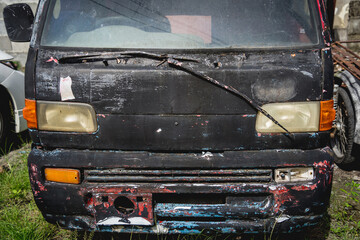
xmin=165 ymin=58 xmax=293 ymax=138
xmin=58 ymin=51 xmax=198 ymax=64
xmin=59 ymin=51 xmax=292 ymax=138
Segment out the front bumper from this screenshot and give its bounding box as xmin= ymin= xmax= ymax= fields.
xmin=28 ymin=147 xmax=333 ymax=234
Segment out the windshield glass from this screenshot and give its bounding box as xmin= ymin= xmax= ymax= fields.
xmin=41 ymin=0 xmax=320 ymax=49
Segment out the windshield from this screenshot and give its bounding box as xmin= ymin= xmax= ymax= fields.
xmin=41 ymin=0 xmax=320 ymax=49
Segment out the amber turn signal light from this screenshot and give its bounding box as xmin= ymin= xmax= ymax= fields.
xmin=320 ymin=100 xmax=336 ymax=131
xmin=45 ymin=168 xmax=81 ymax=184
xmin=23 ymin=99 xmax=37 ymax=129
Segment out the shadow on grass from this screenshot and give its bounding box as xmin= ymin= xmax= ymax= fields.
xmin=0 ymin=131 xmax=31 ymax=157
xmin=336 ymin=143 xmax=360 ymax=171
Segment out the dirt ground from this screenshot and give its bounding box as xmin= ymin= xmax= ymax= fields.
xmin=332 ymin=163 xmax=360 ymax=186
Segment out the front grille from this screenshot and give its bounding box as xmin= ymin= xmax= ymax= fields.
xmin=84 ymin=169 xmax=273 ymax=183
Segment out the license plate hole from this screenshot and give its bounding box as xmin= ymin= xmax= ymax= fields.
xmin=114 ymin=196 xmax=135 ymax=215
xmin=101 ymin=196 xmax=108 ymax=202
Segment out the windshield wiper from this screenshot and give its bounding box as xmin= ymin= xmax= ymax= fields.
xmin=59 ymin=51 xmax=292 ymax=138
xmin=58 ymin=51 xmax=198 ymax=65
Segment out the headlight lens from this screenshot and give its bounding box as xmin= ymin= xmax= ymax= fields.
xmin=256 ymin=102 xmax=320 ymax=133
xmin=37 ymin=101 xmax=98 ymax=133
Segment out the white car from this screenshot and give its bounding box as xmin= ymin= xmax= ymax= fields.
xmin=0 ymin=50 xmax=27 ymax=148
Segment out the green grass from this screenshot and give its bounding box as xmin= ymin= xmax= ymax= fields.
xmin=0 ymin=145 xmax=360 ymax=240
xmin=328 ymin=180 xmax=360 ymax=240
xmin=0 ymin=145 xmax=75 ymax=240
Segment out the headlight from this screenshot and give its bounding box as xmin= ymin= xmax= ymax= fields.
xmin=256 ymin=102 xmax=320 ymax=133
xmin=37 ymin=101 xmax=98 ymax=133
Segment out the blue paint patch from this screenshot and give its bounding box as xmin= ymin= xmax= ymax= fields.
xmin=309 ymin=133 xmax=318 ymax=139
xmin=219 ymin=227 xmax=237 ymax=233
xmin=241 ymin=114 xmax=256 ymax=118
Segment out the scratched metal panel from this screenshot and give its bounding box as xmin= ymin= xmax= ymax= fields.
xmin=154 ymin=200 xmax=272 ymax=219
xmin=34 ymin=49 xmax=324 ymax=150
xmin=35 ymin=49 xmax=323 ymax=113
xmin=29 ymin=147 xmax=332 ymax=170
xmin=29 ymin=147 xmax=333 ymax=218
xmin=34 ymin=66 xmax=322 ymax=114
xmin=36 ymin=115 xmax=330 ymax=151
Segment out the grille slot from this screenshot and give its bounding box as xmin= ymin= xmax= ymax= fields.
xmin=85 ymin=169 xmax=273 ymax=183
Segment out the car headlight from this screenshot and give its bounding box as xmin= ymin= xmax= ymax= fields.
xmin=23 ymin=99 xmax=98 ymax=133
xmin=37 ymin=101 xmax=98 ymax=133
xmin=256 ymin=101 xmax=335 ymax=133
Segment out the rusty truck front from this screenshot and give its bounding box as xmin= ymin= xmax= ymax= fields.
xmin=4 ymin=0 xmax=335 ymax=234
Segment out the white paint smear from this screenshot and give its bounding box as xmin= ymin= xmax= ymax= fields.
xmin=60 ymin=76 xmax=75 ymax=101
xmin=174 ymin=206 xmax=192 ymax=210
xmin=97 ymin=217 xmax=152 ymax=226
xmin=201 ymin=151 xmax=213 ymax=158
xmin=276 ymin=215 xmax=290 ymax=223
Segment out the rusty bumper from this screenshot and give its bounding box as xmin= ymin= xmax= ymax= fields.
xmin=28 ymin=147 xmax=333 ymax=234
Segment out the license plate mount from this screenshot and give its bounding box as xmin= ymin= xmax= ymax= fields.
xmin=92 ymin=193 xmax=153 ymax=226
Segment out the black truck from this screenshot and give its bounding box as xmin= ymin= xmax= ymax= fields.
xmin=4 ymin=0 xmax=336 ymax=234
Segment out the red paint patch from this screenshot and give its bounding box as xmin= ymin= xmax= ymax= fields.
xmin=46 ymin=57 xmax=59 ymax=64
xmin=269 ymin=186 xmax=298 ymax=213
xmin=291 ymin=184 xmax=317 ymax=191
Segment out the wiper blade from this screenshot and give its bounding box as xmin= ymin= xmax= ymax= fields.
xmin=58 ymin=51 xmax=198 ymax=64
xmin=165 ymin=58 xmax=293 ymax=138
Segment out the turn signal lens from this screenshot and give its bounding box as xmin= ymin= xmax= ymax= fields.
xmin=23 ymin=99 xmax=37 ymax=129
xmin=45 ymin=168 xmax=80 ymax=184
xmin=320 ymin=100 xmax=336 ymax=131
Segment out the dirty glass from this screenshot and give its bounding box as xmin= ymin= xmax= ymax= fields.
xmin=41 ymin=0 xmax=320 ymax=49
